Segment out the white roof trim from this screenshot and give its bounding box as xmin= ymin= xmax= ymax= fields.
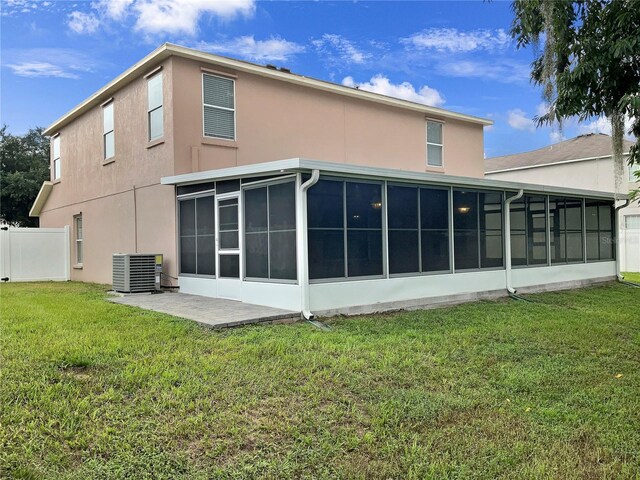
xmin=161 ymin=158 xmax=622 ymax=200
xmin=486 ymin=152 xmax=631 ymax=174
xmin=44 ymin=43 xmax=492 ymax=136
xmin=29 ymin=181 xmax=54 ymax=217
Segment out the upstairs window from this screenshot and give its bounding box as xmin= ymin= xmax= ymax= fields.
xmin=426 ymin=120 xmax=443 ymax=167
xmin=147 ymin=72 xmax=163 ymax=141
xmin=52 ymin=135 xmax=61 ymax=180
xmin=103 ymin=102 xmax=114 ymax=160
xmin=203 ymin=73 xmax=235 ymax=140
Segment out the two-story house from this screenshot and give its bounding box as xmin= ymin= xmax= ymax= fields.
xmin=30 ymin=44 xmax=621 ymax=316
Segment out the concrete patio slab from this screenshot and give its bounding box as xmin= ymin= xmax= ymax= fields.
xmin=108 ymin=291 xmax=300 ymax=328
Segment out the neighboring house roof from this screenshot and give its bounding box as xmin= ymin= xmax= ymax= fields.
xmin=43 ymin=43 xmax=492 ymax=137
xmin=485 ymin=133 xmax=634 ymax=173
xmin=161 ymin=157 xmax=623 ymax=201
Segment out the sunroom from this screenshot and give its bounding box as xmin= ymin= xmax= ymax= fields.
xmin=161 ymin=159 xmax=619 ymax=317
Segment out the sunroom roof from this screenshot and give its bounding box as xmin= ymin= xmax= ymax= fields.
xmin=161 ymin=158 xmax=623 ymax=201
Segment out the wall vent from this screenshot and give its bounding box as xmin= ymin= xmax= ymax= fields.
xmin=112 ymin=254 xmax=162 ymax=293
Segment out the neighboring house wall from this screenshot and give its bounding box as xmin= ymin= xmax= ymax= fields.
xmin=39 ymin=58 xmax=178 ymax=284
xmin=171 ymin=56 xmax=485 ymax=178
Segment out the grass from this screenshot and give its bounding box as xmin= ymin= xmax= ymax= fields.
xmin=1 ymin=282 xmax=639 ymax=479
xmin=622 ymin=271 xmax=640 ymax=283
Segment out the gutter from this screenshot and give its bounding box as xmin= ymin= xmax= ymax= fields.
xmin=299 ymin=169 xmax=320 ymax=320
xmin=615 ymin=198 xmax=631 ymax=281
xmin=504 ymin=189 xmax=524 ymax=294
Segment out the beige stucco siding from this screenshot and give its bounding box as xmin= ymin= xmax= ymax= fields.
xmin=172 ymin=56 xmax=485 ymax=177
xmin=39 ymin=58 xmax=178 ymax=284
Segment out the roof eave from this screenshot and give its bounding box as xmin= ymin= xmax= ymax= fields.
xmin=44 ymin=43 xmax=492 ymax=136
xmin=161 ymin=158 xmax=622 ymax=200
xmin=29 ymin=181 xmax=54 ymax=217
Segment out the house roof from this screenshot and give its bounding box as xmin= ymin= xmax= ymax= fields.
xmin=485 ymin=133 xmax=635 ymax=173
xmin=43 ymin=43 xmax=492 ymax=136
xmin=161 ymin=158 xmax=622 ymax=200
xmin=29 ymin=181 xmax=53 ymax=217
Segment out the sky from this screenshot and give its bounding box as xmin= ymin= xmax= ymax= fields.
xmin=0 ymin=0 xmax=627 ymax=158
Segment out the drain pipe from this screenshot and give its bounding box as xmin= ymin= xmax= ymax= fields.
xmin=615 ymin=198 xmax=631 ymax=281
xmin=504 ymin=189 xmax=524 ymax=294
xmin=299 ymin=169 xmax=320 ymax=320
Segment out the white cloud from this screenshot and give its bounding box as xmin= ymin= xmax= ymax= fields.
xmin=132 ymin=0 xmax=255 ymax=36
xmin=312 ymin=34 xmax=371 ymax=65
xmin=93 ymin=0 xmax=134 ymax=20
xmin=3 ymin=48 xmax=98 ymax=79
xmin=73 ymin=0 xmax=255 ymax=36
xmin=578 ymin=115 xmax=635 ymax=138
xmin=549 ymin=130 xmax=565 ymax=143
xmin=197 ymin=36 xmax=304 ymax=62
xmin=507 ymin=109 xmax=535 ymax=132
xmin=6 ymin=62 xmax=80 ymax=79
xmin=342 ymin=74 xmax=445 ymax=107
xmin=67 ymin=11 xmax=100 ymax=34
xmin=403 ymin=28 xmax=511 ymax=53
xmin=437 ymin=59 xmax=530 ymax=84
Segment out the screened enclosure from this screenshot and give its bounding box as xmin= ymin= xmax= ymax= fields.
xmin=174 ymin=172 xmax=617 ymax=287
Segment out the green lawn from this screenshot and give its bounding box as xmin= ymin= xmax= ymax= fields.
xmin=622 ymin=271 xmax=640 ymax=283
xmin=1 ymin=282 xmax=639 ymax=479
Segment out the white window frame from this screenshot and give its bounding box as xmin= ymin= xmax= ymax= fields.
xmin=103 ymin=101 xmax=115 ymax=160
xmin=202 ymin=73 xmax=236 ymax=141
xmin=629 ymin=162 xmax=640 ymax=182
xmin=147 ymin=72 xmax=163 ymax=141
xmin=426 ymin=120 xmax=444 ymax=168
xmin=52 ymin=135 xmax=61 ymax=180
xmin=74 ymin=214 xmax=83 ymax=265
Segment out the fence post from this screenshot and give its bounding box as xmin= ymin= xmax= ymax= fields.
xmin=0 ymin=228 xmax=10 ymax=281
xmin=64 ymin=225 xmax=71 ymax=281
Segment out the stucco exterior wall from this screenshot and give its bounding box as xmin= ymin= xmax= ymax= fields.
xmin=171 ymin=56 xmax=485 ymax=178
xmin=39 ymin=58 xmax=178 ymax=284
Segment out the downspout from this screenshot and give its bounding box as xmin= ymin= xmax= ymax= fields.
xmin=504 ymin=189 xmax=524 ymax=294
xmin=615 ymin=198 xmax=631 ymax=281
xmin=300 ymin=169 xmax=320 ymax=320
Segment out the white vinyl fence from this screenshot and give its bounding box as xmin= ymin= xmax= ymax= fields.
xmin=0 ymin=226 xmax=70 ymax=282
xmin=621 ymin=221 xmax=640 ymax=273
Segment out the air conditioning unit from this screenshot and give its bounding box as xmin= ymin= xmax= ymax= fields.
xmin=112 ymin=254 xmax=163 ymax=293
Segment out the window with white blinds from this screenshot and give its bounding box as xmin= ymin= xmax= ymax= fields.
xmin=202 ymin=73 xmax=235 ymax=140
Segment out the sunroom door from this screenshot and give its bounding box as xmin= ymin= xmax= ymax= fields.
xmin=216 ymin=193 xmax=241 ymax=300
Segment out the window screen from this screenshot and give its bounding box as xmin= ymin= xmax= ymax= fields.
xmin=203 ymin=74 xmax=235 ymax=140
xmin=179 ymin=195 xmax=215 ymax=276
xmin=244 ymin=181 xmax=297 ymax=281
xmin=307 ymin=179 xmax=383 ymax=280
xmin=509 ymin=195 xmax=546 ymax=266
xmin=550 ymin=197 xmax=584 ymax=264
xmin=453 ymin=190 xmax=503 ymax=270
xmin=586 ymin=199 xmax=615 ymax=261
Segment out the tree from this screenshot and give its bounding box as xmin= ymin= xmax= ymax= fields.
xmin=511 ymin=0 xmax=640 ymax=200
xmin=0 ymin=126 xmax=50 ymax=227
